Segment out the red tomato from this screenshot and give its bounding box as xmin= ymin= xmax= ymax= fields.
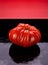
xmin=9 ymin=23 xmax=41 ymax=48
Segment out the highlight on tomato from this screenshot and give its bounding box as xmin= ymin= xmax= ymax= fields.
xmin=9 ymin=23 xmax=41 ymax=48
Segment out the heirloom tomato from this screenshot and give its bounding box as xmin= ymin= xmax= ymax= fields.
xmin=9 ymin=23 xmax=41 ymax=48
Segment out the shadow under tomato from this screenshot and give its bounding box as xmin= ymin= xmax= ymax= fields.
xmin=9 ymin=44 xmax=40 ymax=63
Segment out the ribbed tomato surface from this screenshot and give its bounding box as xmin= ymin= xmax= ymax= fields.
xmin=9 ymin=23 xmax=41 ymax=48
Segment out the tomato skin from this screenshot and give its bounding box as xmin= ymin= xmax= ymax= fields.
xmin=9 ymin=23 xmax=41 ymax=48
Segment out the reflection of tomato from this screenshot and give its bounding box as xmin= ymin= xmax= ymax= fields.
xmin=9 ymin=23 xmax=41 ymax=48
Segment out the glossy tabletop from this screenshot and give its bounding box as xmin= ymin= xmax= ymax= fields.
xmin=0 ymin=42 xmax=48 ymax=65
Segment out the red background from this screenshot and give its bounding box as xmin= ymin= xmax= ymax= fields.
xmin=0 ymin=0 xmax=48 ymax=19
